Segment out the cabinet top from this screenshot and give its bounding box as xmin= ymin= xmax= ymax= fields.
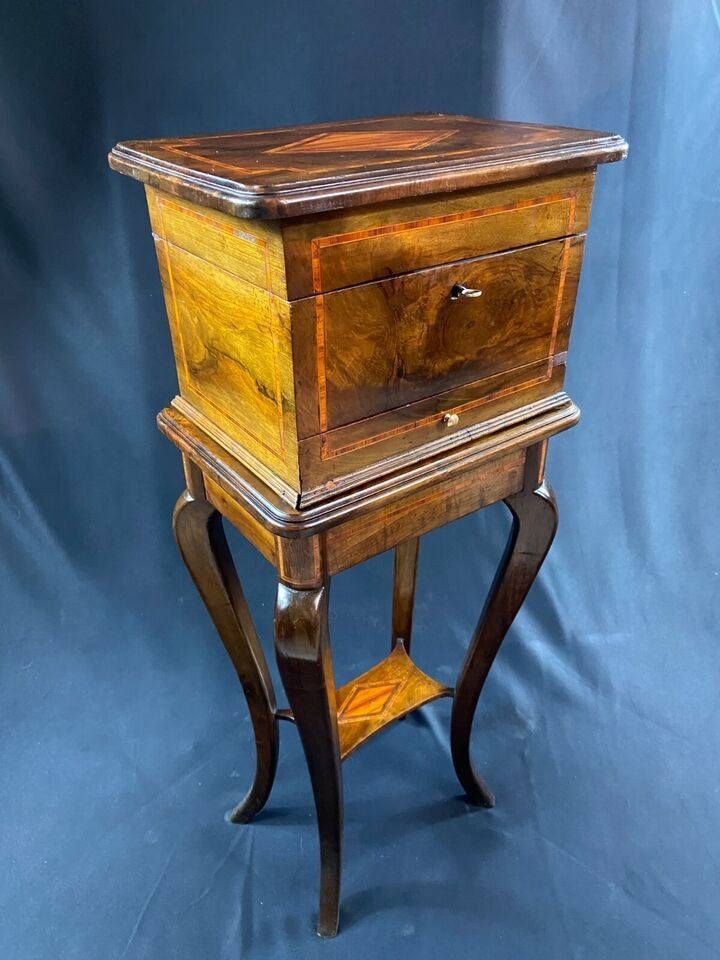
xmin=109 ymin=113 xmax=626 ymax=220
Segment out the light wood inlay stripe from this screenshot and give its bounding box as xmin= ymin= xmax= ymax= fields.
xmin=315 ymin=296 xmax=329 ymax=433
xmin=547 ymin=238 xmax=572 ymax=377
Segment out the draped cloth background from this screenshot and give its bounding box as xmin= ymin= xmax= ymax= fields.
xmin=2 ymin=2 xmax=719 ymax=957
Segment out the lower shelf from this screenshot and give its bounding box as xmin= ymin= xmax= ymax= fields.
xmin=335 ymin=643 xmax=453 ymax=760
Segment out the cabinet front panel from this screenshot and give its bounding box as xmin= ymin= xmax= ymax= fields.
xmin=281 ymin=170 xmax=594 ymax=298
xmin=317 ymin=238 xmax=575 ymax=431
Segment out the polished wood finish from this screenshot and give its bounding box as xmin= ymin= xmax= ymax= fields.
xmin=109 ymin=113 xmax=626 ymax=937
xmin=323 ymin=447 xmax=525 ymax=574
xmin=138 ymin=119 xmax=598 ymax=506
xmin=274 ymin=583 xmax=342 ymax=938
xmin=152 ymin=214 xmax=299 ymax=500
xmin=109 ymin=113 xmax=625 ymax=218
xmin=336 ymin=642 xmax=451 ymax=759
xmin=451 ymin=444 xmax=559 ymax=808
xmin=295 ymin=364 xmax=574 ymax=503
xmin=204 ymin=476 xmax=276 ymax=566
xmin=157 ymin=389 xmax=578 ymax=537
xmin=313 ymin=238 xmax=575 ymax=429
xmin=147 ymin=164 xmax=586 ymax=504
xmin=147 ymin=188 xmax=287 ymax=296
xmin=392 ymin=539 xmax=420 ymax=652
xmin=282 ymin=169 xmax=593 ymax=297
xmin=172 ymin=489 xmax=278 ymax=823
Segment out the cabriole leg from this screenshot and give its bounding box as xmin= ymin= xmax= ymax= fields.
xmin=274 ymin=581 xmax=343 ymax=938
xmin=173 ymin=491 xmax=279 ymax=823
xmin=451 ymin=448 xmax=559 ymax=807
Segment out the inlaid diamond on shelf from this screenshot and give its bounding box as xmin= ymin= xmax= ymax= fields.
xmin=337 ymin=680 xmax=403 ymax=721
xmin=266 ymin=129 xmax=456 ymax=155
xmin=335 ymin=643 xmax=453 ymax=759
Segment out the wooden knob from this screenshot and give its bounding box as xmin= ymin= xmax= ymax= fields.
xmin=442 ymin=412 xmax=459 ymax=427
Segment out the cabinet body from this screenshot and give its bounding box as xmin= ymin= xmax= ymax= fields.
xmin=136 ymin=143 xmax=607 ymax=507
xmin=111 ymin=114 xmax=626 ymax=512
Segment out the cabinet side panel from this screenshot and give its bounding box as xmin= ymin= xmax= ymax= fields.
xmin=146 ymin=186 xmax=287 ymax=296
xmin=150 ymin=210 xmax=299 ymax=498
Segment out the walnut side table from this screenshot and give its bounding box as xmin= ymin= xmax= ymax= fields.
xmin=109 ymin=114 xmax=626 ymax=937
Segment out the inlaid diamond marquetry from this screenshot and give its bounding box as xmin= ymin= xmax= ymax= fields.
xmin=335 ymin=643 xmax=453 ymax=759
xmin=266 ymin=129 xmax=456 ymax=154
xmin=337 ymin=680 xmax=402 ymax=721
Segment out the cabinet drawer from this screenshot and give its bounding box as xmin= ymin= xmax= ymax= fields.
xmin=294 ymin=236 xmax=582 ymax=436
xmin=282 ymin=170 xmax=594 ymax=297
xmin=297 ymin=363 xmax=577 ymax=504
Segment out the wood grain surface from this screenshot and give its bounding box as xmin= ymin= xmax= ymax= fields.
xmin=316 ymin=238 xmax=571 ymax=429
xmin=110 ymin=113 xmax=626 ymax=218
xmin=152 ymin=219 xmax=299 ymax=498
xmin=335 ymin=643 xmax=451 ymax=759
xmin=282 ymin=170 xmax=593 ymax=297
xmin=157 ymin=392 xmax=580 ymax=533
xmin=323 ymin=448 xmax=525 ymax=573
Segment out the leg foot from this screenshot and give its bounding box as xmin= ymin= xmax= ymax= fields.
xmin=173 ymin=491 xmax=279 ymax=823
xmin=274 ymin=582 xmax=342 ymax=938
xmin=451 ymin=479 xmax=559 ymax=806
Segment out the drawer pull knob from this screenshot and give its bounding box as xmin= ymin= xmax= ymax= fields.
xmin=450 ymin=282 xmax=483 ymax=300
xmin=442 ymin=412 xmax=460 ymax=427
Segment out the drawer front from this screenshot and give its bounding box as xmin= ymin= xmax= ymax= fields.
xmin=297 ymin=364 xmax=577 ymax=505
xmin=282 ymin=170 xmax=594 ymax=298
xmin=299 ymin=238 xmax=578 ymax=434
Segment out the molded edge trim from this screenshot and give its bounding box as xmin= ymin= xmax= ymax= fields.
xmin=109 ymin=136 xmax=627 ymax=220
xmin=157 ymin=392 xmax=580 ymax=536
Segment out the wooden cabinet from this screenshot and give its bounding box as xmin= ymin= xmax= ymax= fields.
xmin=116 ymin=118 xmax=618 ymax=507
xmin=110 ymin=114 xmax=627 ymax=937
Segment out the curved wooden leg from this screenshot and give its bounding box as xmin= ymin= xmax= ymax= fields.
xmin=274 ymin=582 xmax=342 ymax=938
xmin=450 ymin=477 xmax=559 ymax=807
xmin=173 ymin=491 xmax=279 ymax=823
xmin=392 ymin=537 xmax=420 ymax=653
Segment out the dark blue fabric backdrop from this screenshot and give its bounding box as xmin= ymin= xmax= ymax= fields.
xmin=2 ymin=2 xmax=719 ymax=957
